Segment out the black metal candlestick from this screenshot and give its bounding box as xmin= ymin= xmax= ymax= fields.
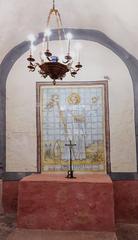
xmin=65 ymin=140 xmax=76 ymax=179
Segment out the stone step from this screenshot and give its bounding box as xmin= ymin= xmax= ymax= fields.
xmin=7 ymin=229 xmax=117 ymax=240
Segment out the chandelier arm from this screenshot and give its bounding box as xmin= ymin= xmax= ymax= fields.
xmin=63 ymin=59 xmax=70 ymax=64
xmin=28 ymin=62 xmax=39 ymax=72
xmin=46 ymin=9 xmax=55 ymax=27
xmin=36 ymin=63 xmax=40 ymax=67
xmin=29 ymin=69 xmax=35 ymax=72
xmin=70 ymin=67 xmax=75 ymax=72
xmin=28 ymin=65 xmax=35 ymax=72
xmin=46 ymin=2 xmax=65 ymax=40
xmin=55 ymin=10 xmax=62 ymax=41
xmin=71 ymin=72 xmax=76 ymax=78
xmin=56 ymin=10 xmax=66 ymax=40
xmin=34 ymin=63 xmax=40 ymax=70
xmin=46 ymin=8 xmax=62 ymax=41
xmin=47 ymin=56 xmax=52 ymax=61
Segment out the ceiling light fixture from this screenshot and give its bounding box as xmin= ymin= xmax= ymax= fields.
xmin=27 ymin=0 xmax=83 ymax=85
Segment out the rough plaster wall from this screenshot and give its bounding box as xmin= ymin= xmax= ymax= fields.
xmin=6 ymin=40 xmax=137 ymax=172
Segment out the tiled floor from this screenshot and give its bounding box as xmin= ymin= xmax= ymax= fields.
xmin=0 ymin=213 xmax=116 ymax=240
xmin=0 ymin=213 xmax=138 ymax=240
xmin=0 ymin=213 xmax=16 ymax=240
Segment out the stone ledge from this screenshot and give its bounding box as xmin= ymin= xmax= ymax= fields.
xmin=7 ymin=229 xmax=117 ymax=240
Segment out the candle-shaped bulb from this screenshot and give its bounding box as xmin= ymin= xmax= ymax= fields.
xmin=66 ymin=32 xmax=73 ymax=56
xmin=75 ymin=42 xmax=82 ymax=63
xmin=66 ymin=32 xmax=73 ymax=40
xmin=44 ymin=28 xmax=52 ymax=51
xmin=28 ymin=34 xmax=35 ymax=56
xmin=42 ymin=37 xmax=45 ymax=52
xmin=30 ymin=43 xmax=36 ymax=55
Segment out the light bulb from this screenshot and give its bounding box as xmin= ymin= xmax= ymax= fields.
xmin=31 ymin=44 xmax=36 ymax=53
xmin=44 ymin=29 xmax=52 ymax=37
xmin=75 ymin=42 xmax=82 ymax=63
xmin=28 ymin=34 xmax=35 ymax=43
xmin=66 ymin=32 xmax=73 ymax=40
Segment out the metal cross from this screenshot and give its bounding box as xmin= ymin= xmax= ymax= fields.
xmin=65 ymin=140 xmax=76 ymax=179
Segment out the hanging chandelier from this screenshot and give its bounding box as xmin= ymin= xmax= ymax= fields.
xmin=27 ymin=0 xmax=83 ymax=85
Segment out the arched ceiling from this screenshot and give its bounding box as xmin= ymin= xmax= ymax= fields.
xmin=0 ymin=0 xmax=138 ymax=62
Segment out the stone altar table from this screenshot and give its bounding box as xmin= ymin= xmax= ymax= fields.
xmin=17 ymin=174 xmax=115 ymax=232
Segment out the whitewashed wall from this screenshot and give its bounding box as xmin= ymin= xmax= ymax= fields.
xmin=6 ymin=40 xmax=137 ymax=172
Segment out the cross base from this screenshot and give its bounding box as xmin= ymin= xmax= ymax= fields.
xmin=66 ymin=170 xmax=76 ymax=179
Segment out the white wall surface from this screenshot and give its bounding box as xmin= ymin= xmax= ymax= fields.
xmin=6 ymin=40 xmax=137 ymax=172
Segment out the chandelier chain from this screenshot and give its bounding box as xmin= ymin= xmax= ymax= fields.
xmin=47 ymin=0 xmax=65 ymax=40
xmin=53 ymin=0 xmax=55 ymax=10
